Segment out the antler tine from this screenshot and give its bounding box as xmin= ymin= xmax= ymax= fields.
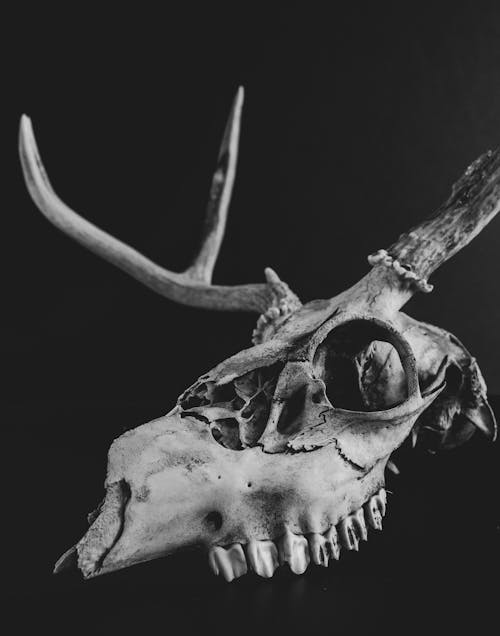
xmin=186 ymin=86 xmax=244 ymax=283
xmin=19 ymin=89 xmax=298 ymax=314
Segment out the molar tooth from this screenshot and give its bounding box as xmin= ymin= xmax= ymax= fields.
xmin=352 ymin=508 xmax=368 ymax=541
xmin=379 ymin=488 xmax=387 ymax=506
xmin=324 ymin=525 xmax=340 ymax=561
xmin=226 ymin=543 xmax=248 ymax=579
xmin=308 ymin=533 xmax=329 ymax=567
xmin=208 ymin=544 xmax=247 ymax=582
xmin=245 ymin=540 xmax=279 ymax=578
xmin=338 ymin=517 xmax=359 ymax=551
xmin=278 ymin=529 xmax=310 ymax=574
xmin=376 ymin=488 xmax=387 ymax=516
xmin=364 ymin=496 xmax=382 ymax=530
xmin=208 ymin=547 xmax=225 ymax=579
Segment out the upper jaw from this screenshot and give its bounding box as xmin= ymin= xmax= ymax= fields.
xmin=55 ymin=486 xmax=388 ymax=582
xmin=54 ymin=480 xmax=130 ymax=579
xmin=208 ymin=488 xmax=388 ymax=581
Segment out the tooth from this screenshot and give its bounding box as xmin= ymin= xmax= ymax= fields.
xmin=308 ymin=533 xmax=329 ymax=567
xmin=338 ymin=517 xmax=359 ymax=551
xmin=226 ymin=543 xmax=247 ymax=579
xmin=278 ymin=529 xmax=310 ymax=574
xmin=376 ymin=488 xmax=387 ymax=516
xmin=352 ymin=508 xmax=368 ymax=541
xmin=208 ymin=547 xmax=222 ymax=577
xmin=364 ymin=496 xmax=383 ymax=530
xmin=324 ymin=525 xmax=340 ymax=560
xmin=245 ymin=540 xmax=279 ymax=578
xmin=208 ymin=544 xmax=247 ymax=582
xmin=364 ymin=489 xmax=387 ymax=530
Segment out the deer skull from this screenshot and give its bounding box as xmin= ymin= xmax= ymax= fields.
xmin=19 ymin=88 xmax=499 ymax=581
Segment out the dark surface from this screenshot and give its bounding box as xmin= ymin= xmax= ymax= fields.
xmin=5 ymin=398 xmax=499 ymax=635
xmin=3 ymin=3 xmax=500 ymax=634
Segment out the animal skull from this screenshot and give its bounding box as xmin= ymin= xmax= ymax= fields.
xmin=19 ymin=88 xmax=499 ymax=582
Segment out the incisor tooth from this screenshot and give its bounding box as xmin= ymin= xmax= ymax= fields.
xmin=308 ymin=533 xmax=329 ymax=567
xmin=245 ymin=540 xmax=279 ymax=578
xmin=278 ymin=529 xmax=310 ymax=574
xmin=338 ymin=517 xmax=359 ymax=551
xmin=208 ymin=544 xmax=247 ymax=582
xmin=324 ymin=525 xmax=340 ymax=560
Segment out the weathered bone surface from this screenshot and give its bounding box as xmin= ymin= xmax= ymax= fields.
xmin=19 ymin=89 xmax=499 ymax=581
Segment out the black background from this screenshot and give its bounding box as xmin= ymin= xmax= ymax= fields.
xmin=3 ymin=3 xmax=499 ymax=634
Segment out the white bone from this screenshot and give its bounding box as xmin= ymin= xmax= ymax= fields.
xmin=19 ymin=92 xmax=300 ymax=315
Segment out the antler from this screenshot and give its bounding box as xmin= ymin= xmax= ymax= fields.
xmin=368 ymin=147 xmax=500 ymax=305
xmin=19 ymin=88 xmax=298 ymax=314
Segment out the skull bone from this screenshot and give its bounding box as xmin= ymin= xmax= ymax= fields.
xmin=72 ymin=310 xmax=445 ymax=578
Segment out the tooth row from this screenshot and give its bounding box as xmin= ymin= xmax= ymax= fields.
xmin=208 ymin=488 xmax=386 ymax=581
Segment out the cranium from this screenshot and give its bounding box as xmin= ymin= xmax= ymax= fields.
xmin=19 ymin=88 xmax=498 ymax=582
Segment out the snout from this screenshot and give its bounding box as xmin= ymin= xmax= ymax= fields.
xmin=54 ymin=480 xmax=130 ymax=578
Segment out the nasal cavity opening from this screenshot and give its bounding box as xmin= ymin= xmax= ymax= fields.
xmin=313 ymin=319 xmax=402 ymax=411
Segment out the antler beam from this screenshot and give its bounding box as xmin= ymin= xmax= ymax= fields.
xmin=19 ymin=88 xmax=297 ymax=314
xmin=369 ymin=147 xmax=500 ymax=295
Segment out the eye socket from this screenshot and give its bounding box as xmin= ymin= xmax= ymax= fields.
xmin=313 ymin=319 xmax=400 ymax=410
xmin=204 ymin=511 xmax=223 ymax=531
